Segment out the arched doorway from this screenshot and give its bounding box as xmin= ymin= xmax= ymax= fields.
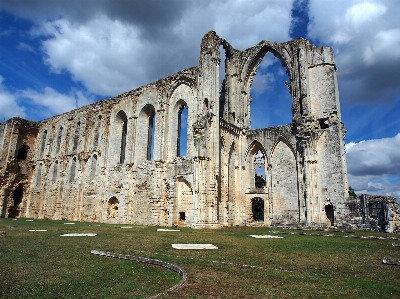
xmin=107 ymin=197 xmax=119 ymax=220
xmin=251 ymin=197 xmax=264 ymax=221
xmin=325 ymin=204 xmax=334 ymax=227
xmin=8 ymin=185 xmax=23 ymax=218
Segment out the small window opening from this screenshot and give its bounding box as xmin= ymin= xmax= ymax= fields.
xmin=120 ymin=119 xmax=127 ymax=163
xmin=69 ymin=158 xmax=77 ymax=183
xmin=40 ymin=130 xmax=47 ymax=157
xmin=179 ymin=212 xmax=186 ymax=221
xmin=17 ymin=145 xmax=28 ymax=160
xmin=56 ymin=126 xmax=63 ymax=154
xmin=72 ymin=122 xmax=80 ymax=152
xmin=254 ymin=150 xmax=266 ymax=188
xmin=177 ymin=105 xmax=188 ymax=157
xmin=93 ymin=116 xmax=102 ymax=148
xmin=36 ymin=163 xmax=42 ymax=186
xmin=90 ymin=155 xmax=97 ymax=181
xmin=52 ymin=161 xmax=58 ymax=183
xmin=147 ymin=113 xmax=155 ymax=160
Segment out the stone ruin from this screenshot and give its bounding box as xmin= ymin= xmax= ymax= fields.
xmin=346 ymin=194 xmax=400 ymax=233
xmin=0 ymin=31 xmax=397 ymax=230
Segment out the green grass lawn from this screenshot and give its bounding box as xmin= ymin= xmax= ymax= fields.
xmin=1 ymin=218 xmax=399 ymax=299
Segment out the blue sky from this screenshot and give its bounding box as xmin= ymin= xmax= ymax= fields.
xmin=0 ymin=0 xmax=399 ymax=199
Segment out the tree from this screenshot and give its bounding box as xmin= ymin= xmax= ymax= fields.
xmin=348 ymin=186 xmax=357 ymax=198
xmin=255 ymin=173 xmax=266 ymax=188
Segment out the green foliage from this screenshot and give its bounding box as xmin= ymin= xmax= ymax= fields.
xmin=255 ymin=173 xmax=266 ymax=188
xmin=349 ymin=186 xmax=357 ymax=198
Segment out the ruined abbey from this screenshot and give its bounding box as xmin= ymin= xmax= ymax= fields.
xmin=0 ymin=31 xmax=355 ymax=228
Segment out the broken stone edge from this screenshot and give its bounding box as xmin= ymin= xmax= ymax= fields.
xmin=90 ymin=250 xmax=187 ymax=298
xmin=382 ymin=257 xmax=400 ymax=266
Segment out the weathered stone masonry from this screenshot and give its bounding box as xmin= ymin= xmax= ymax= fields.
xmin=1 ymin=31 xmax=357 ymax=228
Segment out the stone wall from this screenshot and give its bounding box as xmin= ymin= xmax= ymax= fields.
xmin=346 ymin=194 xmax=400 ymax=233
xmin=0 ymin=31 xmax=354 ymax=229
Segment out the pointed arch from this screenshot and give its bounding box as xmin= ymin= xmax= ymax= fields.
xmin=241 ymin=43 xmax=294 ymax=129
xmin=167 ymin=83 xmax=195 ymax=160
xmin=109 ymin=110 xmax=128 ymax=165
xmin=245 ymin=140 xmax=268 ymax=163
xmin=89 ymin=154 xmax=97 ymax=181
xmin=271 ymin=136 xmax=296 ymax=158
xmin=69 ymin=157 xmax=78 ymax=183
xmin=71 ymin=121 xmax=81 ymax=152
xmin=55 ymin=126 xmax=63 ymax=154
xmin=39 ymin=129 xmax=47 ymax=158
xmin=35 ymin=163 xmax=43 ymax=186
xmin=245 ymin=140 xmax=267 ymax=191
xmin=92 ymin=115 xmax=102 ymax=148
xmin=167 ymin=77 xmax=197 ymax=99
xmin=135 ymin=104 xmax=156 ymax=163
xmin=175 ymin=177 xmax=193 ymax=225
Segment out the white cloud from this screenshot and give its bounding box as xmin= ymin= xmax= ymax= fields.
xmin=363 ymin=28 xmax=400 ymax=65
xmin=346 ymin=134 xmax=400 ymax=198
xmin=346 ymin=133 xmax=400 ymax=176
xmin=23 ymin=1 xmax=294 ymax=98
xmin=308 ymin=0 xmax=400 ymax=105
xmin=33 ymin=16 xmax=147 ymax=97
xmin=19 ymin=87 xmax=93 ymax=119
xmin=345 ymin=1 xmax=387 ymax=26
xmin=0 ymin=75 xmax=93 ymax=121
xmin=0 ymin=76 xmax=25 ymax=120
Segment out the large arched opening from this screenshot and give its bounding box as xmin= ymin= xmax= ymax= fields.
xmin=250 ymin=52 xmax=292 ymax=129
xmin=136 ymin=104 xmax=156 ymax=163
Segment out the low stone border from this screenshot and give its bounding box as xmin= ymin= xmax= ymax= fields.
xmin=61 ymin=233 xmax=97 ymax=237
xmin=90 ymin=250 xmax=187 ymax=298
xmin=382 ymin=257 xmax=400 ymax=266
xmin=392 ymin=242 xmax=400 ymax=247
xmin=268 ymin=230 xmax=400 ymax=240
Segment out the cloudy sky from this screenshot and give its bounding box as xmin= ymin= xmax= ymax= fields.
xmin=0 ymin=0 xmax=399 ymax=199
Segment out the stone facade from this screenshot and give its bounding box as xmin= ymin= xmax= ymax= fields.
xmin=0 ymin=31 xmax=353 ymax=228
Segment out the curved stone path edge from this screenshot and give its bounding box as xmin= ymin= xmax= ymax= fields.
xmin=90 ymin=250 xmax=187 ymax=299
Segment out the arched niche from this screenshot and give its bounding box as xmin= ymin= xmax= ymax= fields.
xmin=270 ymin=137 xmax=299 ymax=224
xmin=109 ymin=110 xmax=128 ymax=166
xmin=107 ymin=197 xmax=119 ymax=220
xmin=92 ymin=115 xmax=102 ymax=148
xmin=68 ymin=157 xmax=79 ymax=184
xmin=175 ymin=177 xmax=193 ymax=225
xmin=39 ymin=129 xmax=48 ymax=159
